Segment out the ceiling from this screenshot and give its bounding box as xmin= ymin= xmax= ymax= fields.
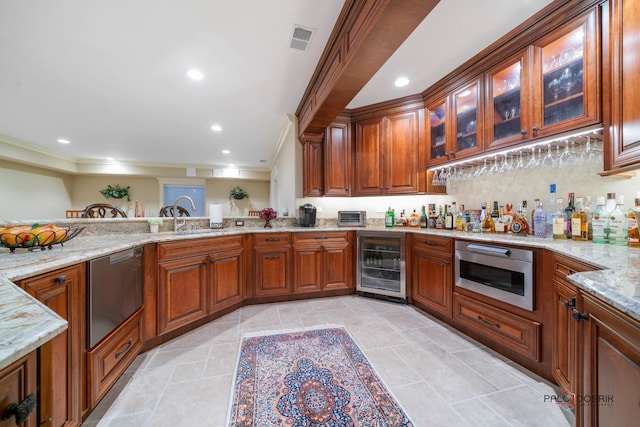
xmin=0 ymin=0 xmax=554 ymax=173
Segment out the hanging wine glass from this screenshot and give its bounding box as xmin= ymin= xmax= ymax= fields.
xmin=541 ymin=143 xmax=553 ymax=167
xmin=516 ymin=150 xmax=524 ymax=169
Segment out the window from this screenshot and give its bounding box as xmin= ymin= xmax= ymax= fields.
xmin=163 ymin=185 xmax=205 ymax=216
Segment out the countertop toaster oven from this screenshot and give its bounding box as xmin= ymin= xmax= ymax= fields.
xmin=337 ymin=211 xmax=366 ymax=227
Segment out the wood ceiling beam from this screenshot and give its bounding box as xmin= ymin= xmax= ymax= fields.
xmin=296 ymin=0 xmax=440 ymax=139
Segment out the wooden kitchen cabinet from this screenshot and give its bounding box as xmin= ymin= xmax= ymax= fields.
xmin=581 ymin=293 xmax=640 ymax=426
xmin=411 ymin=234 xmax=453 ymax=317
xmin=301 ymin=134 xmax=324 ymax=197
xmin=209 ymin=244 xmax=244 ymax=312
xmin=354 ymin=109 xmax=420 ymax=195
xmin=253 ymin=233 xmax=291 ymax=297
xmin=323 ymin=117 xmax=353 ymax=196
xmin=292 ymin=232 xmax=353 ymax=294
xmin=0 ymin=353 xmax=37 ymax=427
xmin=602 ymin=0 xmax=640 ymax=173
xmin=19 ymin=264 xmax=85 ymax=427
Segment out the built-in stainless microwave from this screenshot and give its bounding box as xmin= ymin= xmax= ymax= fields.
xmin=455 ymin=241 xmax=534 ymax=311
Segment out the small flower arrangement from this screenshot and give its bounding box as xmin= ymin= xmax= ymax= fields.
xmin=259 ymin=208 xmax=277 ymax=220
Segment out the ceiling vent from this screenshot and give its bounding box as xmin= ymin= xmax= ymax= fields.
xmin=290 ymin=25 xmax=314 ymax=51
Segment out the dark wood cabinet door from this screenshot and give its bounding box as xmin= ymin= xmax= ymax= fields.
xmin=451 ymin=79 xmax=484 ymax=160
xmin=292 ymin=244 xmax=322 ymax=293
xmin=254 ymin=248 xmax=291 ymax=297
xmin=303 ymin=139 xmax=324 ymax=197
xmin=385 ymin=110 xmax=420 ymax=194
xmin=157 ymin=255 xmax=208 ymax=335
xmin=603 ymin=0 xmax=640 ymax=173
xmin=551 ymin=278 xmax=579 ymax=396
xmin=411 ymin=247 xmax=452 ymax=317
xmin=355 ymin=117 xmax=384 ymax=195
xmin=581 ymin=294 xmax=640 ymax=427
xmin=322 ymin=241 xmax=353 ymax=291
xmin=324 ymin=121 xmax=352 ymax=196
xmin=21 ymin=265 xmax=84 ymax=427
xmin=209 ymin=248 xmax=244 ymax=312
xmin=0 ymin=353 xmax=37 ymax=427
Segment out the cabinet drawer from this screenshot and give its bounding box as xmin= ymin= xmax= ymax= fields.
xmin=293 ymin=231 xmax=349 ymax=244
xmin=88 ymin=310 xmax=143 ymax=408
xmin=254 ymin=233 xmax=290 ymax=246
xmin=157 ymin=236 xmax=243 ymax=261
xmin=413 ymin=234 xmax=452 ymax=252
xmin=552 ymin=254 xmax=597 ymax=280
xmin=453 ymin=293 xmax=540 ymax=361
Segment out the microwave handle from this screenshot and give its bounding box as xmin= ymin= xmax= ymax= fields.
xmin=466 ymin=244 xmax=511 ymax=258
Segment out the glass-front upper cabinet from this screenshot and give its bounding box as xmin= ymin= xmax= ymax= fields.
xmin=485 ymin=51 xmax=530 ymax=150
xmin=427 ymin=98 xmax=449 ymax=166
xmin=532 ymin=8 xmax=598 ymax=137
xmin=452 ymin=78 xmax=483 ymax=160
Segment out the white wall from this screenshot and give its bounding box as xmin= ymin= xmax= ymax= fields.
xmin=270 ymin=114 xmax=300 ymax=216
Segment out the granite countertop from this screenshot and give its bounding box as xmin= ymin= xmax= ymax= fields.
xmin=1 ymin=224 xmax=639 ymax=370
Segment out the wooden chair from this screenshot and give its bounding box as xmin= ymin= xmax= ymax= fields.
xmin=159 ymin=205 xmax=191 ymax=217
xmin=81 ymin=203 xmax=128 ymax=218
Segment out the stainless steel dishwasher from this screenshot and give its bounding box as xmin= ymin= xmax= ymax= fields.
xmin=88 ymin=246 xmax=143 ymax=348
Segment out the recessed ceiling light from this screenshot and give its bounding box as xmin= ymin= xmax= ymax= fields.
xmin=211 ymin=124 xmax=222 ymax=132
xmin=187 ymin=69 xmax=203 ymax=81
xmin=394 ymin=77 xmax=410 ymax=87
xmin=222 ymin=149 xmax=230 ymax=154
xmin=57 ymin=138 xmax=70 ymax=144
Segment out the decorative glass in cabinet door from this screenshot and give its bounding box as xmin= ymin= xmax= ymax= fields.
xmin=455 ymin=84 xmax=478 ymax=152
xmin=429 ymin=103 xmax=446 ymax=160
xmin=492 ymin=62 xmax=522 ymax=141
xmin=542 ymin=26 xmax=584 ymax=126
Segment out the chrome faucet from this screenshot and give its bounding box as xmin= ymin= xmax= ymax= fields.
xmin=172 ymin=196 xmax=197 ymax=231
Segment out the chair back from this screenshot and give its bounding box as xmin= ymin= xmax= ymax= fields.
xmin=159 ymin=205 xmax=191 ymax=217
xmin=81 ymin=203 xmax=128 ymax=218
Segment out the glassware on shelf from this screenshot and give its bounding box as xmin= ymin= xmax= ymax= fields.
xmin=548 ymin=78 xmax=562 ymax=101
xmin=558 ymin=47 xmax=576 ymax=66
xmin=543 ymin=55 xmax=556 ymax=73
xmin=559 ymin=68 xmax=577 ymax=96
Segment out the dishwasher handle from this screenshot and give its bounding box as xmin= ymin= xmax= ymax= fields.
xmin=466 ymin=244 xmax=511 ymax=258
xmin=110 ymin=247 xmax=143 ymax=264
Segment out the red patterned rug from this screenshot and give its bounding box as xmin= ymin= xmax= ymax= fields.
xmin=227 ymin=327 xmax=413 ymax=426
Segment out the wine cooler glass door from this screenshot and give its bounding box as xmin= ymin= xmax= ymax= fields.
xmin=357 ymin=233 xmax=406 ymax=300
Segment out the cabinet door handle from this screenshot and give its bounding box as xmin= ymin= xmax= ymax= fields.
xmin=563 ymin=297 xmax=576 ymax=308
xmin=115 ymin=338 xmax=133 ymax=359
xmin=265 ymin=238 xmax=281 ymax=242
xmin=54 ymin=275 xmax=66 ymax=285
xmin=521 ymin=129 xmax=527 ymax=135
xmin=571 ymin=308 xmax=589 ymax=323
xmin=532 ymin=126 xmax=539 ymax=136
xmin=2 ymin=393 xmax=36 ymax=425
xmin=477 ymin=315 xmax=501 ymax=329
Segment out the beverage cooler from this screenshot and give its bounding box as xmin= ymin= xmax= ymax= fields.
xmin=356 ymin=231 xmax=406 ymax=302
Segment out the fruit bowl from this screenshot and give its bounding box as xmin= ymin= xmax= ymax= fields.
xmin=0 ymin=225 xmax=85 ymax=253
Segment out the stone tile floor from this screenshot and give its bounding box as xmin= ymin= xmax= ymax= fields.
xmin=81 ymin=295 xmax=573 ymax=426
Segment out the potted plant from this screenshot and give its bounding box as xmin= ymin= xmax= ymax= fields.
xmin=99 ymin=184 xmax=131 ymax=201
xmin=229 ymin=186 xmax=249 ymax=200
xmin=147 ymin=217 xmax=162 ymax=233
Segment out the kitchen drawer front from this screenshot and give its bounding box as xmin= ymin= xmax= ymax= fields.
xmin=552 ymin=254 xmax=597 ymax=280
xmin=413 ymin=234 xmax=452 ymax=252
xmin=88 ymin=309 xmax=143 ymax=408
xmin=453 ymin=293 xmax=540 ymax=361
xmin=157 ymin=235 xmax=243 ymax=261
xmin=292 ymin=231 xmax=349 ymax=244
xmin=253 ymin=233 xmax=290 ymax=247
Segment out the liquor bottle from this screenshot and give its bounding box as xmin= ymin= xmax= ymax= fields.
xmin=529 ymin=199 xmax=538 ymax=235
xmin=628 ymin=192 xmax=640 ymax=248
xmin=533 ymin=199 xmax=547 ymax=238
xmin=552 ymin=198 xmax=566 ymax=239
xmin=481 ymin=202 xmax=495 ymax=233
xmin=409 ymin=209 xmax=420 ymax=227
xmin=455 ymin=204 xmax=465 ymax=231
xmin=546 ymin=184 xmax=557 ymax=237
xmin=605 ymin=192 xmax=617 ymax=213
xmin=591 ymin=196 xmax=609 ymax=244
xmin=584 ymin=195 xmax=593 ymax=240
xmin=495 ymin=205 xmax=506 ymax=233
xmin=435 ymin=206 xmax=445 ymax=229
xmin=504 ymin=203 xmax=517 ymax=223
xmin=571 ymin=197 xmax=588 ymax=241
xmin=419 ymin=205 xmax=428 ymax=229
xmin=564 ymin=192 xmax=575 ymax=238
xmin=480 ymin=202 xmax=487 ymax=222
xmin=491 ymin=201 xmax=500 ymax=220
xmin=428 ymin=204 xmax=437 ymax=228
xmin=385 ymin=207 xmax=395 ymax=228
xmin=396 ymin=209 xmax=407 ymax=227
xmin=609 ymin=195 xmax=628 ymax=246
xmin=510 ymin=203 xmax=529 ymax=236
xmin=444 ymin=202 xmax=456 ymax=230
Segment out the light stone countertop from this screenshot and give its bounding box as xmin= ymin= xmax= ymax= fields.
xmin=1 ymin=224 xmax=639 ymax=370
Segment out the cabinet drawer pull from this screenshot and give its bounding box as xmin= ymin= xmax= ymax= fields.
xmin=314 ymin=236 xmax=329 ymax=240
xmin=265 ymin=238 xmax=281 ymax=242
xmin=477 ymin=315 xmax=501 ymax=329
xmin=115 ymin=338 xmax=133 ymax=359
xmin=563 ymin=298 xmax=576 ymax=308
xmin=265 ymin=255 xmax=281 ymax=260
xmin=54 ymin=275 xmax=67 ymax=285
xmin=571 ymin=308 xmax=589 ymax=323
xmin=2 ymin=393 xmax=36 ymax=425
xmin=424 ymin=241 xmax=440 ymax=246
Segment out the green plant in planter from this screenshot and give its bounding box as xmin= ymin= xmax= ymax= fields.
xmin=229 ymin=186 xmax=249 ymax=200
xmin=99 ymin=184 xmax=131 ymax=201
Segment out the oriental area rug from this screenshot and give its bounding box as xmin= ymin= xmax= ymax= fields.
xmin=227 ymin=327 xmax=413 ymax=426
